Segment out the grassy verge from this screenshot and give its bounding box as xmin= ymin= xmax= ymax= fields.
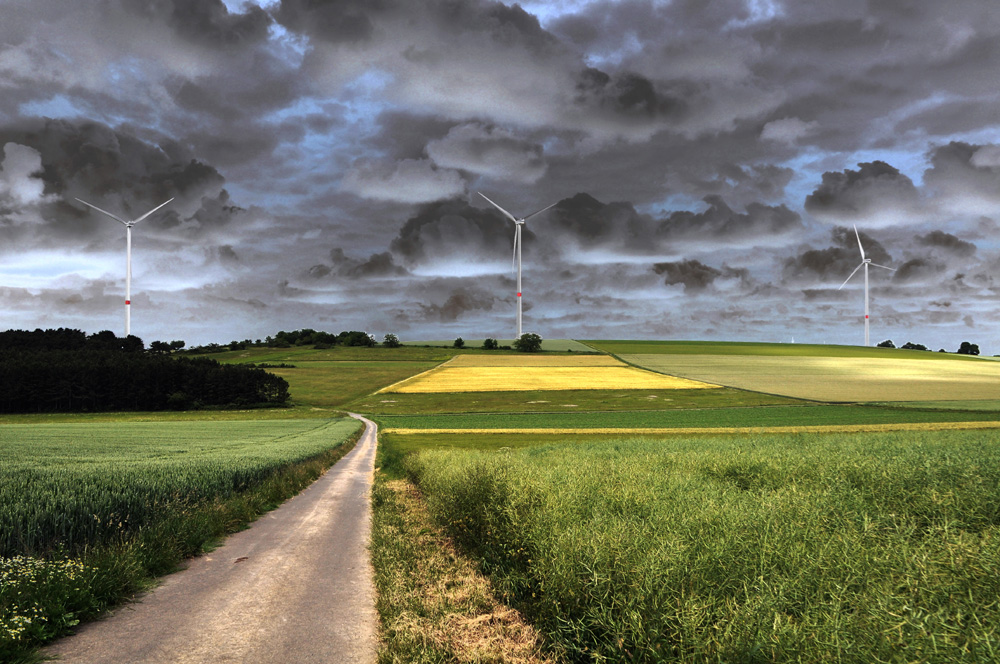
xmin=374 ymin=404 xmax=1000 ymax=431
xmin=1 ymin=419 xmax=362 ymax=662
xmin=370 ymin=473 xmax=557 ymax=663
xmin=406 ymin=431 xmax=1000 ymax=662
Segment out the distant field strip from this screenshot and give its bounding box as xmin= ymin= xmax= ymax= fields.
xmin=622 ymin=354 xmax=1000 ymax=402
xmin=445 ymin=354 xmax=624 ymax=367
xmin=376 ymin=404 xmax=1000 ymax=430
xmin=380 ymin=356 xmax=718 ymax=393
xmin=385 ymin=421 xmax=1000 ymax=435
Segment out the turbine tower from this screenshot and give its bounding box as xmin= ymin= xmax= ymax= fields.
xmin=838 ymin=224 xmax=894 ymax=347
xmin=76 ymin=197 xmax=173 ymax=337
xmin=478 ymin=192 xmax=557 ymax=338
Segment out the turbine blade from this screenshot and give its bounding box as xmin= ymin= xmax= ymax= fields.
xmin=478 ymin=192 xmax=519 ymax=224
xmin=869 ymin=263 xmax=896 ymax=271
xmin=838 ymin=263 xmax=864 ymax=290
xmin=133 ymin=197 xmax=174 ymax=224
xmin=853 ymin=224 xmax=865 ymax=260
xmin=76 ymin=198 xmax=129 ymax=226
xmin=521 ymin=200 xmax=558 ymax=222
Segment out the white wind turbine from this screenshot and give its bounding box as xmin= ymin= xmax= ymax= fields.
xmin=478 ymin=192 xmax=557 ymax=338
xmin=76 ymin=197 xmax=174 ymax=337
xmin=838 ymin=224 xmax=895 ymax=347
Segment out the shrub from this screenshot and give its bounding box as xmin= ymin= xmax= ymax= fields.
xmin=453 ymin=337 xmax=465 ymax=349
xmin=513 ymin=333 xmax=542 ymax=353
xmin=482 ymin=338 xmax=499 ymax=350
xmin=383 ymin=333 xmax=401 ymax=348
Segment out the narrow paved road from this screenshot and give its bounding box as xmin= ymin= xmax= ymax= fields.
xmin=45 ymin=414 xmax=379 ymax=664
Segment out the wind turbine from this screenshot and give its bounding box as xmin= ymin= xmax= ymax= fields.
xmin=838 ymin=224 xmax=894 ymax=347
xmin=76 ymin=197 xmax=174 ymax=337
xmin=478 ymin=192 xmax=557 ymax=338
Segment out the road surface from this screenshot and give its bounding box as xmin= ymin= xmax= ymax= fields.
xmin=45 ymin=414 xmax=379 ymax=664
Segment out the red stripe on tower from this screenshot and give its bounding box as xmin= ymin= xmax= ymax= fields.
xmin=865 ymin=315 xmax=868 ymax=319
xmin=126 ymin=300 xmax=130 ymax=305
xmin=517 ymin=292 xmax=521 ymax=297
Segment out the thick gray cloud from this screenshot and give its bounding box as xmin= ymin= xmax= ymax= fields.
xmin=805 ymin=161 xmax=923 ymax=227
xmin=2 ymin=0 xmax=1000 ymax=351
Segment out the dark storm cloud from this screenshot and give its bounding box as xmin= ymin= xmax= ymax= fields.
xmin=545 ymin=193 xmax=652 ymax=249
xmin=782 ymin=226 xmax=894 ymax=283
xmin=389 ymin=199 xmax=527 ymax=265
xmin=573 ymin=68 xmax=687 ymax=120
xmin=117 ymin=0 xmax=272 ymax=48
xmin=923 ymin=141 xmax=1000 ymax=208
xmin=916 ymin=230 xmax=976 ymax=256
xmin=679 ymin=163 xmax=795 ymax=204
xmin=418 ymin=286 xmax=501 ymax=322
xmin=0 ymin=118 xmax=241 ymax=242
xmin=657 ymin=196 xmax=802 ymax=242
xmin=652 ymin=259 xmax=751 ymax=293
xmin=804 ymin=161 xmax=921 ymax=224
xmin=308 ymin=248 xmax=409 ymax=279
xmin=893 ymin=257 xmax=947 ymax=283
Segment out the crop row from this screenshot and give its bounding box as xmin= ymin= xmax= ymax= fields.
xmin=0 ymin=419 xmax=360 ymax=557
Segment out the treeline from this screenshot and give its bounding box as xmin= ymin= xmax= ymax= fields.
xmin=877 ymin=339 xmax=981 ymax=355
xmin=0 ymin=329 xmax=288 ymax=413
xmin=189 ymin=328 xmax=379 ymax=353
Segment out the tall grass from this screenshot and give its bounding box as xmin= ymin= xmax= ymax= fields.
xmin=407 ymin=431 xmax=1000 ymax=662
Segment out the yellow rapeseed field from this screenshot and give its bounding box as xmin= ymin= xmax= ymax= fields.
xmin=380 ymin=363 xmax=718 ymax=393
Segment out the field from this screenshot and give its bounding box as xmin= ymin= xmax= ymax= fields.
xmin=403 ymin=430 xmax=1000 ymax=662
xmin=380 ymin=354 xmax=719 ymax=393
xmin=369 ymin=339 xmax=1000 ymax=662
xmin=349 ymin=387 xmax=804 ymax=415
xmin=622 ymin=353 xmax=1000 ymax=402
xmin=1 ymin=417 xmax=361 ymax=658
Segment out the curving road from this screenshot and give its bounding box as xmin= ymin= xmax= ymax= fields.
xmin=45 ymin=414 xmax=379 ymax=664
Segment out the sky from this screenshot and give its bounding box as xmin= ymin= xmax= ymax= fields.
xmin=2 ymin=0 xmax=1000 ymax=350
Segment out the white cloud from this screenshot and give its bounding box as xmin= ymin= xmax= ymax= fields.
xmin=760 ymin=117 xmax=818 ymax=145
xmin=0 ymin=142 xmax=49 ymax=207
xmin=342 ymin=158 xmax=466 ymax=204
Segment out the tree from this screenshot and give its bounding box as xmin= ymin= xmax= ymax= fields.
xmin=149 ymin=340 xmax=173 ymax=354
xmin=453 ymin=337 xmax=465 ymax=348
xmin=383 ymin=333 xmax=401 ymax=348
xmin=901 ymin=342 xmax=928 ymax=351
xmin=482 ymin=337 xmax=498 ymax=350
xmin=876 ymin=340 xmax=895 ymax=348
xmin=513 ymin=333 xmax=542 ymax=353
xmin=957 ymin=341 xmax=980 ymax=356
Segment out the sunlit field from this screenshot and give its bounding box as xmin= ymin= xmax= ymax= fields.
xmin=622 ymin=354 xmax=1000 ymax=402
xmin=380 ymin=355 xmax=719 ymax=393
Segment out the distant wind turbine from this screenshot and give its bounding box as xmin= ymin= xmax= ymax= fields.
xmin=478 ymin=192 xmax=557 ymax=338
xmin=76 ymin=197 xmax=174 ymax=337
xmin=838 ymin=224 xmax=895 ymax=347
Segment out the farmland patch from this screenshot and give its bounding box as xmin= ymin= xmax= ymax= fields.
xmin=622 ymin=354 xmax=1000 ymax=402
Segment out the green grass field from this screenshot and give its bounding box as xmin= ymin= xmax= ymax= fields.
xmin=349 ymin=387 xmax=804 ymax=415
xmin=1 ymin=418 xmax=361 ymax=659
xmin=404 ymin=430 xmax=1000 ymax=662
xmin=375 ymin=404 xmax=1000 ymax=431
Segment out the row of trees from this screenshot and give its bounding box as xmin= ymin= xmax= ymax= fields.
xmin=0 ymin=329 xmax=288 ymax=413
xmin=453 ymin=334 xmax=543 ymax=352
xmin=877 ymin=340 xmax=981 ymax=355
